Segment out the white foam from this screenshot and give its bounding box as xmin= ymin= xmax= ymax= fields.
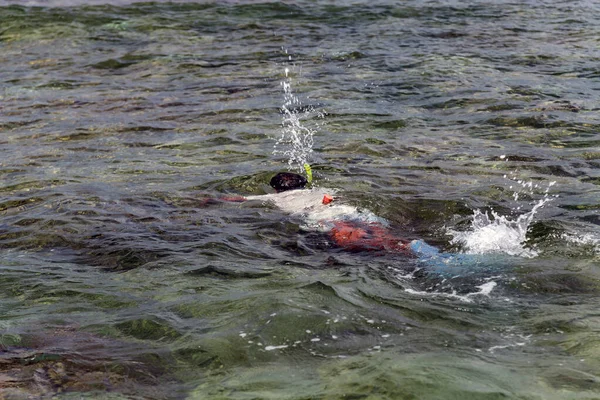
xmin=264 ymin=345 xmax=288 ymax=351
xmin=404 ymin=280 xmax=497 ymax=303
xmin=449 ymin=209 xmax=537 ymax=257
xmin=489 ymin=332 xmax=531 ymax=353
xmin=449 ymin=179 xmax=555 ymax=257
xmin=475 ymin=281 xmax=497 ymax=296
xmin=488 ymin=343 xmax=526 ymax=353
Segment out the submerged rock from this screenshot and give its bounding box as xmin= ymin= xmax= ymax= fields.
xmin=0 ymin=327 xmax=178 ymax=399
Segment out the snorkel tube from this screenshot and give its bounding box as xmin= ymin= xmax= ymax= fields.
xmin=304 ymin=163 xmax=332 ymax=204
xmin=303 ymin=163 xmax=313 ymax=184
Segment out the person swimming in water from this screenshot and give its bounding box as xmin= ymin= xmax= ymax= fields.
xmin=215 ymin=172 xmax=441 ymax=259
xmin=205 ymin=171 xmax=475 ymax=271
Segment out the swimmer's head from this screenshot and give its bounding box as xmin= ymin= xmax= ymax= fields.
xmin=270 ymin=172 xmax=307 ymax=193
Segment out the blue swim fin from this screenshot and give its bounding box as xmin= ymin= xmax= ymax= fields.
xmin=408 ymin=240 xmax=495 ymax=275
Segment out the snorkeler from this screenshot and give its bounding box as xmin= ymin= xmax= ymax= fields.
xmin=228 ymin=172 xmax=413 ymax=255
xmin=206 ymin=171 xmax=459 ymax=268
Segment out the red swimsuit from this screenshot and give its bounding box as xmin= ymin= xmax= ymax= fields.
xmin=329 ymin=220 xmax=410 ymax=254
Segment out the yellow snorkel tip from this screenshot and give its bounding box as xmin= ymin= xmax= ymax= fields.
xmin=303 ymin=163 xmax=313 ymax=183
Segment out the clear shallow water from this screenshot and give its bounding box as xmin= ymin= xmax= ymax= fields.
xmin=1 ymin=0 xmax=600 ymax=398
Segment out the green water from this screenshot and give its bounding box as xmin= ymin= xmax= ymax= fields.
xmin=1 ymin=1 xmax=600 ymax=398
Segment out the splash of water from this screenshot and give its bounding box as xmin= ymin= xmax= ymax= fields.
xmin=273 ymin=49 xmax=322 ymax=172
xmin=449 ymin=178 xmax=556 ymax=258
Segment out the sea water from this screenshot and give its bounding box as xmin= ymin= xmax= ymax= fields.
xmin=2 ymin=1 xmax=600 ymax=399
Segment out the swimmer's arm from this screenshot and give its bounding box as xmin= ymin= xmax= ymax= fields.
xmin=198 ymin=195 xmax=247 ymax=207
xmin=220 ymin=196 xmax=247 ymax=202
